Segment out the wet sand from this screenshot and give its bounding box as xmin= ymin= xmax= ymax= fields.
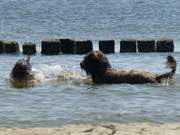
xmin=1 ymin=123 xmax=180 ymax=135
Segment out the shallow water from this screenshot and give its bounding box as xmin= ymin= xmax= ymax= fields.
xmin=0 ymin=0 xmax=180 ymax=128
xmin=0 ymin=53 xmax=179 ymax=127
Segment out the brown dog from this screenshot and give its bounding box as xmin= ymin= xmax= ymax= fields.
xmin=80 ymin=51 xmax=177 ymax=84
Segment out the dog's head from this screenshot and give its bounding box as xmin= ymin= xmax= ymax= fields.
xmin=11 ymin=56 xmax=32 ymax=80
xmin=80 ymin=51 xmax=111 ymax=75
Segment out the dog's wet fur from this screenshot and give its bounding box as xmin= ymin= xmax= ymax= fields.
xmin=80 ymin=51 xmax=177 ymax=84
xmin=11 ymin=56 xmax=35 ymax=81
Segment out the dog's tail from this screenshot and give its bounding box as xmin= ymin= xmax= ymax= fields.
xmin=156 ymin=55 xmax=177 ymax=82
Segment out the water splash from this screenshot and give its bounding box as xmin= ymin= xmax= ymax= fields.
xmin=33 ymin=64 xmax=87 ymax=82
xmin=6 ymin=64 xmax=91 ymax=88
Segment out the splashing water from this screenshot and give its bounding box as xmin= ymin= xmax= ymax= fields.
xmin=32 ymin=64 xmax=64 ymax=81
xmin=7 ymin=64 xmax=91 ymax=88
xmin=33 ymin=64 xmax=87 ymax=81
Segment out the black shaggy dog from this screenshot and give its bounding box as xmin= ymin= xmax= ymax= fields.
xmin=11 ymin=56 xmax=34 ymax=81
xmin=80 ymin=51 xmax=177 ymax=84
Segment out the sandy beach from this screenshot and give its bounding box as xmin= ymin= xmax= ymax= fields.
xmin=0 ymin=123 xmax=180 ymax=135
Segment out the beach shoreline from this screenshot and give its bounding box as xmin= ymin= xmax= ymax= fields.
xmin=1 ymin=123 xmax=180 ymax=135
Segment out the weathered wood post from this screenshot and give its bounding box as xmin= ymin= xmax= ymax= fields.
xmin=120 ymin=39 xmax=137 ymax=52
xmin=99 ymin=40 xmax=115 ymax=53
xmin=75 ymin=40 xmax=93 ymax=54
xmin=60 ymin=39 xmax=76 ymax=54
xmin=137 ymin=40 xmax=156 ymax=52
xmin=4 ymin=41 xmax=19 ymax=53
xmin=156 ymin=39 xmax=174 ymax=52
xmin=41 ymin=39 xmax=61 ymax=55
xmin=23 ymin=42 xmax=37 ymax=55
xmin=0 ymin=40 xmax=3 ymax=53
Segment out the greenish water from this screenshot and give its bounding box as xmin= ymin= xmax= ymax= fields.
xmin=0 ymin=53 xmax=179 ymax=127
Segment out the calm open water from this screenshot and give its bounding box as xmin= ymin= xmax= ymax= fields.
xmin=0 ymin=0 xmax=180 ymax=127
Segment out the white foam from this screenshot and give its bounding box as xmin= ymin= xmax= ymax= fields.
xmin=32 ymin=64 xmax=87 ymax=83
xmin=5 ymin=64 xmax=89 ymax=88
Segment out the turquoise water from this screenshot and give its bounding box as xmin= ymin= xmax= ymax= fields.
xmin=0 ymin=0 xmax=180 ymax=127
xmin=0 ymin=53 xmax=180 ymax=127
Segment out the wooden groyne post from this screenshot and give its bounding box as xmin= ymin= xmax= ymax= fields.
xmin=137 ymin=40 xmax=156 ymax=52
xmin=0 ymin=41 xmax=3 ymax=53
xmin=60 ymin=39 xmax=76 ymax=54
xmin=156 ymin=39 xmax=174 ymax=52
xmin=23 ymin=42 xmax=37 ymax=55
xmin=75 ymin=40 xmax=93 ymax=54
xmin=3 ymin=41 xmax=19 ymax=53
xmin=99 ymin=40 xmax=115 ymax=54
xmin=41 ymin=39 xmax=61 ymax=55
xmin=120 ymin=39 xmax=137 ymax=52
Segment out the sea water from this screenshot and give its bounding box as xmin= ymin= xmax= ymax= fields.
xmin=0 ymin=0 xmax=180 ymax=127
